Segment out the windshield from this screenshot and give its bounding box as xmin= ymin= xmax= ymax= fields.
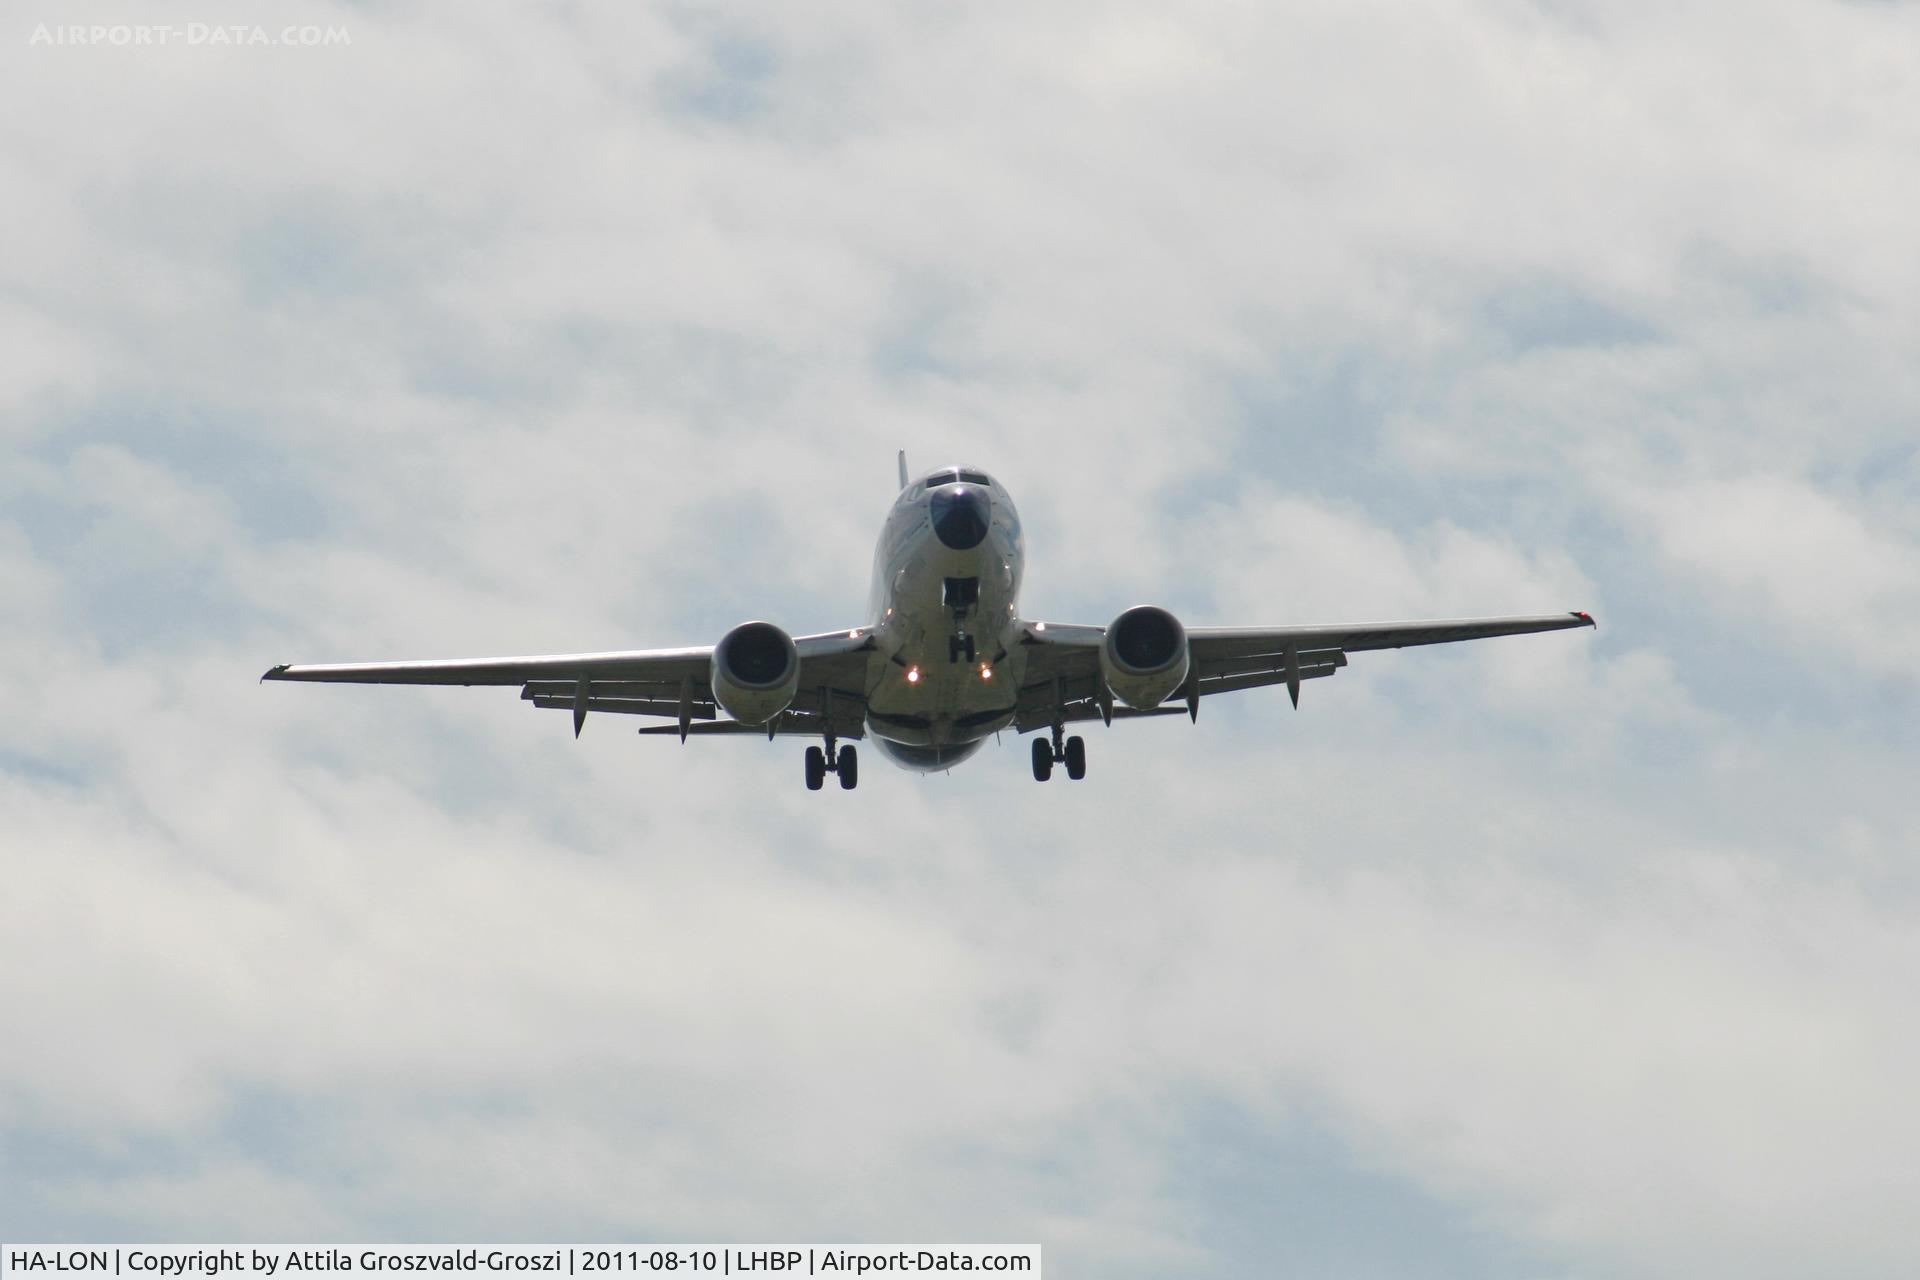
xmin=929 ymin=468 xmax=993 ymax=488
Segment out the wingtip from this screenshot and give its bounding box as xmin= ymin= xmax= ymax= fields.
xmin=1572 ymin=611 xmax=1597 ymax=630
xmin=261 ymin=664 xmax=291 ymax=683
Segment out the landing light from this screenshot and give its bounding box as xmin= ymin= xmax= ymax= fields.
xmin=980 ymin=665 xmax=993 ymax=680
xmin=906 ymin=667 xmax=922 ymax=684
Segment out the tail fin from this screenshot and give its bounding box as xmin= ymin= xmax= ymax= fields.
xmin=897 ymin=450 xmax=909 ymax=489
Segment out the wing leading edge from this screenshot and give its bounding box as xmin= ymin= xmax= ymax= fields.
xmin=1185 ymin=611 xmax=1596 ymax=657
xmin=261 ymin=646 xmax=713 ymax=687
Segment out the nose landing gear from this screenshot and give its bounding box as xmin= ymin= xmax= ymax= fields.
xmin=945 ymin=577 xmax=980 ymax=665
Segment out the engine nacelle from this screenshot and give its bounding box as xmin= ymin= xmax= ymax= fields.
xmin=1100 ymin=605 xmax=1191 ymax=709
xmin=711 ymin=621 xmax=799 ymax=725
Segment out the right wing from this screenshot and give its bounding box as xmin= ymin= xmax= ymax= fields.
xmin=263 ymin=630 xmax=878 ymax=740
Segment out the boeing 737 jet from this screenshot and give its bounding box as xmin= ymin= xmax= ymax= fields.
xmin=265 ymin=456 xmax=1596 ymax=789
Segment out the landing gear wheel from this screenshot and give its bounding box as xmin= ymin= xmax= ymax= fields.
xmin=1031 ymin=736 xmax=1054 ymax=782
xmin=1064 ymin=735 xmax=1086 ymax=780
xmin=804 ymin=745 xmax=826 ymax=791
xmin=837 ymin=744 xmax=859 ymax=790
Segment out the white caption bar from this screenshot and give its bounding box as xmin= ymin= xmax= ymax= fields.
xmin=1 ymin=1247 xmax=1040 ymax=1280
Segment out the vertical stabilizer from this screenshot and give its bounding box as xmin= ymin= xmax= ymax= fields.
xmin=897 ymin=450 xmax=909 ymax=489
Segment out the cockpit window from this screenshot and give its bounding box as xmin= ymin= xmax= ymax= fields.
xmin=929 ymin=469 xmax=994 ymax=488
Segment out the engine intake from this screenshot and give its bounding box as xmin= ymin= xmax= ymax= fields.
xmin=1100 ymin=605 xmax=1190 ymax=709
xmin=711 ymin=621 xmax=799 ymax=725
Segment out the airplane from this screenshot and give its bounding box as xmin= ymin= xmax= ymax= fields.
xmin=264 ymin=454 xmax=1596 ymax=790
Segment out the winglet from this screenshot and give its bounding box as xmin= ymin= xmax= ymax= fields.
xmin=1572 ymin=610 xmax=1597 ymax=630
xmin=897 ymin=450 xmax=909 ymax=489
xmin=262 ymin=664 xmax=290 ymax=683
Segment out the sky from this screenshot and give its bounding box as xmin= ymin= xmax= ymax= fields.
xmin=3 ymin=0 xmax=1918 ymax=1275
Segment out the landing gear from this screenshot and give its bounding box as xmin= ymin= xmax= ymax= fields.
xmin=1031 ymin=725 xmax=1086 ymax=782
xmin=804 ymin=740 xmax=858 ymax=791
xmin=945 ymin=578 xmax=979 ymax=665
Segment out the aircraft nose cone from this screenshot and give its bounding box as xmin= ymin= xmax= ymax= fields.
xmin=931 ymin=486 xmax=990 ymax=550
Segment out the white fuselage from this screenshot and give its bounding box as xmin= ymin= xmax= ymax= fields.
xmin=861 ymin=468 xmax=1027 ymax=771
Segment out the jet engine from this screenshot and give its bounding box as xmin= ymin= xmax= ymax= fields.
xmin=711 ymin=621 xmax=800 ymax=725
xmin=1100 ymin=605 xmax=1191 ymax=709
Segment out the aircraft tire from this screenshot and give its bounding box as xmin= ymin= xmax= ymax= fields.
xmin=838 ymin=744 xmax=858 ymax=790
xmin=1065 ymin=735 xmax=1086 ymax=780
xmin=1031 ymin=736 xmax=1053 ymax=782
xmin=805 ymin=745 xmax=826 ymax=790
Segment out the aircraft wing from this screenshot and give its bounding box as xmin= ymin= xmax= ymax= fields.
xmin=262 ymin=630 xmax=878 ymax=740
xmin=1012 ymin=611 xmax=1595 ymax=731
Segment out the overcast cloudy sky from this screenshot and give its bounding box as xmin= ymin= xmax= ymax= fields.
xmin=3 ymin=1 xmax=1918 ymax=1276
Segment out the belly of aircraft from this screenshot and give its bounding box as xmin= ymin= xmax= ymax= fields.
xmin=865 ymin=662 xmax=1021 ymax=747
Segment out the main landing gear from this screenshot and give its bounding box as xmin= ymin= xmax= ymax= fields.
xmin=805 ymin=742 xmax=858 ymax=791
xmin=1031 ymin=724 xmax=1086 ymax=782
xmin=805 ymin=691 xmax=857 ymax=792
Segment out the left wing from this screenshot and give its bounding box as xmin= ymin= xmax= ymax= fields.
xmin=1012 ymin=612 xmax=1595 ymax=730
xmin=263 ymin=630 xmax=877 ymax=740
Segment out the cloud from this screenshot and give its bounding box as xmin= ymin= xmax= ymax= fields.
xmin=3 ymin=1 xmax=1917 ymax=1276
xmin=1632 ymin=474 xmax=1920 ymax=676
